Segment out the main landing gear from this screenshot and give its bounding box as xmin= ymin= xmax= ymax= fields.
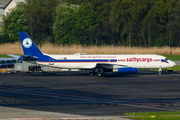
xmin=89 ymin=67 xmax=106 ymax=77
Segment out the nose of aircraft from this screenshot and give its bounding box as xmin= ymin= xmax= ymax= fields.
xmin=170 ymin=60 xmax=176 ymax=67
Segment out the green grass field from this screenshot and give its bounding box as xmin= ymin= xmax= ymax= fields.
xmin=124 ymin=111 xmax=180 ymax=120
xmin=0 ymin=54 xmax=13 ymax=58
xmin=172 ymin=65 xmax=180 ymax=71
xmin=163 ymin=54 xmax=180 ymax=61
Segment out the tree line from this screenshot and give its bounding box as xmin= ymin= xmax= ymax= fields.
xmin=0 ymin=0 xmax=180 ymax=47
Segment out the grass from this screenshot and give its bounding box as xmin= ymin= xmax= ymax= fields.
xmin=124 ymin=111 xmax=180 ymax=120
xmin=128 ymin=116 xmax=180 ymax=120
xmin=0 ymin=54 xmax=13 ymax=58
xmin=163 ymin=54 xmax=180 ymax=61
xmin=172 ymin=65 xmax=180 ymax=71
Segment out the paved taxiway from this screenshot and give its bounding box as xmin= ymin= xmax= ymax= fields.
xmin=0 ymin=71 xmax=180 ymax=120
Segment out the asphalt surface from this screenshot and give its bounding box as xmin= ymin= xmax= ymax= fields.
xmin=0 ymin=70 xmax=180 ymax=120
xmin=174 ymin=61 xmax=180 ymax=65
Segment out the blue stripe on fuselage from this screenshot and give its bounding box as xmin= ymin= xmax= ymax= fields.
xmin=38 ymin=59 xmax=117 ymax=63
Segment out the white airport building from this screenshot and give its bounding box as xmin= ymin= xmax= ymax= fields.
xmin=0 ymin=0 xmax=25 ymax=24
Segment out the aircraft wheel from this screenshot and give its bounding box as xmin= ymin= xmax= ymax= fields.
xmin=96 ymin=72 xmax=106 ymax=77
xmin=158 ymin=67 xmax=162 ymax=75
xmin=97 ymin=73 xmax=102 ymax=77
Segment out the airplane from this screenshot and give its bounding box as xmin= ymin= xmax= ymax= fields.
xmin=18 ymin=31 xmax=176 ymax=76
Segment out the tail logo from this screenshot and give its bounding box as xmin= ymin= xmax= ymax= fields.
xmin=22 ymin=38 xmax=32 ymax=48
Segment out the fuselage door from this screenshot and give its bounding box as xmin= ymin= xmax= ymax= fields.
xmin=49 ymin=58 xmax=54 ymax=65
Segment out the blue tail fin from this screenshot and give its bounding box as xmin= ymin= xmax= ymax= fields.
xmin=18 ymin=31 xmax=44 ymax=58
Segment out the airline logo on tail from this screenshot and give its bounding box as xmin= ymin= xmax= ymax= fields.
xmin=22 ymin=38 xmax=32 ymax=48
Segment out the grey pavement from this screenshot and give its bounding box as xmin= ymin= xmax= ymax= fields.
xmin=0 ymin=106 xmax=131 ymax=120
xmin=0 ymin=71 xmax=180 ymax=119
xmin=174 ymin=61 xmax=180 ymax=65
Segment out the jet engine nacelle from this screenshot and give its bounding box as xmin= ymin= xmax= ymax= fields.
xmin=113 ymin=67 xmax=138 ymax=73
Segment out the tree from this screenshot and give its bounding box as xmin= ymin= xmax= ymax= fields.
xmin=110 ymin=0 xmax=179 ymax=47
xmin=62 ymin=0 xmax=115 ymax=45
xmin=110 ymin=0 xmax=137 ymax=46
xmin=73 ymin=1 xmax=116 ymax=45
xmin=87 ymin=0 xmax=116 ymax=45
xmin=24 ymin=0 xmax=59 ymax=44
xmin=74 ymin=3 xmax=98 ymax=30
xmin=63 ymin=0 xmax=84 ymax=5
xmin=166 ymin=0 xmax=180 ymax=46
xmin=142 ymin=0 xmax=176 ymax=46
xmin=53 ymin=2 xmax=79 ymax=45
xmin=2 ymin=2 xmax=28 ymax=43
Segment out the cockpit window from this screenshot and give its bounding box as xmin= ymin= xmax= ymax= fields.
xmin=165 ymin=57 xmax=168 ymax=60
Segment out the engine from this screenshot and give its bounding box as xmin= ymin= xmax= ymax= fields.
xmin=113 ymin=67 xmax=138 ymax=73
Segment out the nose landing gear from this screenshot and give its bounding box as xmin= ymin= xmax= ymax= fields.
xmin=158 ymin=67 xmax=162 ymax=75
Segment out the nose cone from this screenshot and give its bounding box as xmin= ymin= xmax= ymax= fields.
xmin=169 ymin=60 xmax=176 ymax=67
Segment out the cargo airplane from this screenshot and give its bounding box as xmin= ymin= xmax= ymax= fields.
xmin=18 ymin=31 xmax=176 ymax=76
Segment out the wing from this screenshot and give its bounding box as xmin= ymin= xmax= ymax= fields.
xmin=96 ymin=63 xmax=138 ymax=73
xmin=97 ymin=63 xmax=127 ymax=69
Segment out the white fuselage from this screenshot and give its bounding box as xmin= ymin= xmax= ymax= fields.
xmin=36 ymin=54 xmax=176 ymax=69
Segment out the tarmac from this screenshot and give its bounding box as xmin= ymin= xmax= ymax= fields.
xmin=174 ymin=61 xmax=180 ymax=65
xmin=0 ymin=70 xmax=180 ymax=120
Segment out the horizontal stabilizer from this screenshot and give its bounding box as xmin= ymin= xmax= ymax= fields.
xmin=19 ymin=55 xmax=38 ymax=61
